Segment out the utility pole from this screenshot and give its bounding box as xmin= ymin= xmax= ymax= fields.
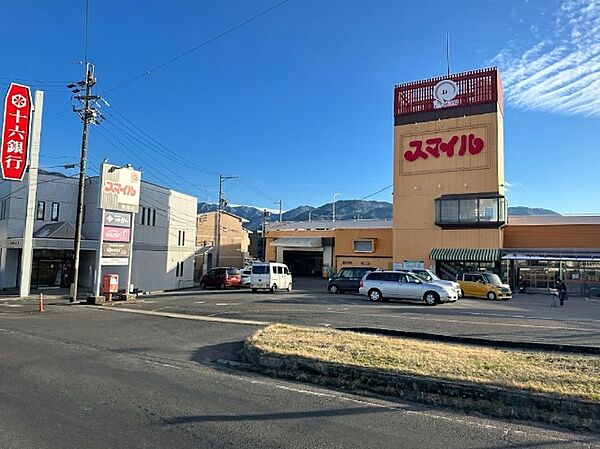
xmin=333 ymin=192 xmax=341 ymax=222
xmin=275 ymin=200 xmax=283 ymax=222
xmin=215 ymin=174 xmax=237 ymax=267
xmin=68 ymin=63 xmax=105 ymax=302
xmin=261 ymin=209 xmax=271 ymax=261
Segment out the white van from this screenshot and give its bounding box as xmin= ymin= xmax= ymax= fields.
xmin=251 ymin=262 xmax=292 ymax=293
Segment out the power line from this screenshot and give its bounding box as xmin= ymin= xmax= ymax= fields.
xmin=102 ymin=0 xmax=292 ymax=94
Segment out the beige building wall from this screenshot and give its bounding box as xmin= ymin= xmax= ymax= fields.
xmin=195 ymin=211 xmax=249 ymax=275
xmin=393 ymin=111 xmax=504 ymax=266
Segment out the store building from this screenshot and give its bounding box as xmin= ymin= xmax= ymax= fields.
xmin=0 ymin=170 xmax=197 ymax=294
xmin=265 ymin=220 xmax=393 ymax=277
xmin=264 ymin=67 xmax=600 ymax=295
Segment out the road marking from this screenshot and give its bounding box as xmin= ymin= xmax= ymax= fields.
xmin=0 ymin=304 xmax=23 ymax=308
xmin=84 ymin=305 xmax=268 ymax=326
xmin=145 ymin=360 xmax=182 ymax=370
xmin=194 ymin=301 xmax=205 ymax=304
xmin=239 ymin=375 xmax=593 ymax=445
xmin=215 ymin=303 xmax=240 ymax=306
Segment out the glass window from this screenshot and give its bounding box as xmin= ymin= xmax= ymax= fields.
xmin=36 ymin=201 xmax=45 ymax=220
xmin=146 ymin=208 xmax=151 ymax=226
xmin=459 ymin=199 xmax=478 ymax=222
xmin=498 ymin=197 xmax=507 ymax=222
xmin=283 ymin=267 xmax=289 ymax=275
xmin=406 ymin=274 xmax=422 ymax=283
xmin=152 ymin=209 xmax=157 ymax=226
xmin=383 ymin=272 xmax=401 ymax=282
xmin=252 ymin=265 xmax=269 ymax=274
xmin=354 ymin=240 xmax=373 ymax=252
xmin=479 ymin=198 xmax=498 ymax=221
xmin=440 ymin=200 xmax=459 ymax=222
xmin=367 ymin=272 xmax=384 ymax=281
xmin=51 ymin=202 xmax=59 ymax=221
xmin=483 ymin=273 xmax=502 ymax=285
xmin=141 ymin=207 xmax=146 ymax=225
xmin=227 ymin=268 xmax=239 ymax=275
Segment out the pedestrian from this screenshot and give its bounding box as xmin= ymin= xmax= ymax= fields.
xmin=555 ymin=278 xmax=568 ymax=307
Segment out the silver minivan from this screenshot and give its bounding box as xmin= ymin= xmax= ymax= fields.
xmin=359 ymin=270 xmax=457 ymax=305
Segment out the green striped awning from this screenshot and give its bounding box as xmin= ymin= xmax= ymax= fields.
xmin=429 ymin=248 xmax=500 ymax=262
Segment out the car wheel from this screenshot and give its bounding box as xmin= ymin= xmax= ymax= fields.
xmin=270 ymin=284 xmax=278 ymax=293
xmin=287 ymin=283 xmax=292 ymax=292
xmin=368 ymin=289 xmax=382 ymax=302
xmin=200 ymin=282 xmax=206 ymax=290
xmin=487 ymin=291 xmax=497 ymax=300
xmin=328 ymin=284 xmax=339 ymax=294
xmin=424 ymin=291 xmax=439 ymax=306
xmin=251 ymin=288 xmax=257 ymax=293
xmin=218 ymin=282 xmax=226 ymax=290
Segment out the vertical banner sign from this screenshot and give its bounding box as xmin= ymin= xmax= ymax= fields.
xmin=1 ymin=83 xmax=33 ymax=181
xmin=94 ymin=162 xmax=142 ymax=297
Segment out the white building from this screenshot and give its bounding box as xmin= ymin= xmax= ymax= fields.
xmin=0 ymin=170 xmax=197 ymax=294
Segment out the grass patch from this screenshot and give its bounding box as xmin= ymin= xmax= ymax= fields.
xmin=247 ymin=324 xmax=600 ymax=402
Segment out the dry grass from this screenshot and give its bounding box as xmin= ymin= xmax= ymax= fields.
xmin=248 ymin=324 xmax=600 ymax=401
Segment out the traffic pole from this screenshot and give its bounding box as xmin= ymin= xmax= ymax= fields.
xmin=38 ymin=293 xmax=45 ymax=313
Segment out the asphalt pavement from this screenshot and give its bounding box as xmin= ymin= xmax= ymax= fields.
xmin=85 ymin=277 xmax=600 ymax=347
xmin=1 ymin=305 xmax=599 ymax=448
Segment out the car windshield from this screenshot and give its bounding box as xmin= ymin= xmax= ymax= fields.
xmin=227 ymin=269 xmax=240 ymax=275
xmin=483 ymin=273 xmax=503 ymax=285
xmin=413 ymin=270 xmax=440 ymax=281
xmin=252 ymin=265 xmax=269 ymax=274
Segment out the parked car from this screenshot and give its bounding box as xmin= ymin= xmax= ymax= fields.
xmin=457 ymin=272 xmax=511 ymax=300
xmin=241 ymin=268 xmax=252 ymax=287
xmin=408 ymin=268 xmax=462 ymax=298
xmin=251 ymin=262 xmax=292 ymax=293
xmin=327 ymin=266 xmax=378 ymax=293
xmin=200 ymin=267 xmax=241 ymax=289
xmin=359 ymin=270 xmax=458 ymax=305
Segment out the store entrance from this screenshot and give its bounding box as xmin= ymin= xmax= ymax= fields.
xmin=31 ymin=250 xmax=73 ymax=289
xmin=283 ymin=250 xmax=323 ymax=277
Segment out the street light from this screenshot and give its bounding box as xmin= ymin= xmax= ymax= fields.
xmin=333 ymin=192 xmax=341 ymax=222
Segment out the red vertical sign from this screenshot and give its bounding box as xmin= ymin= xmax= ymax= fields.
xmin=1 ymin=83 xmax=33 ymax=181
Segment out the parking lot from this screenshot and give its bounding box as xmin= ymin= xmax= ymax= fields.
xmin=108 ymin=277 xmax=600 ymax=348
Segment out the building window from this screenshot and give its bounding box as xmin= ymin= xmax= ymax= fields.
xmin=152 ymin=209 xmax=156 ymax=226
xmin=140 ymin=207 xmax=157 ymax=226
xmin=435 ymin=194 xmax=506 ymax=228
xmin=176 ymin=261 xmax=184 ymax=277
xmin=178 ymin=230 xmax=186 ymax=246
xmin=36 ymin=201 xmax=45 ymax=220
xmin=0 ymin=200 xmax=7 ymax=220
xmin=353 ymin=240 xmax=374 ymax=253
xmin=51 ymin=202 xmax=60 ymax=221
xmin=141 ymin=207 xmax=146 ymax=225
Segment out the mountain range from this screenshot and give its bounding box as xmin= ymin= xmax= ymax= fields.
xmin=197 ymin=201 xmax=559 ymax=231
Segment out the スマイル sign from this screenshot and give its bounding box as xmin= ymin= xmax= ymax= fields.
xmin=1 ymin=83 xmax=33 ymax=181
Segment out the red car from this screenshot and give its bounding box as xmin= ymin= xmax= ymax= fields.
xmin=200 ymin=267 xmax=241 ymax=289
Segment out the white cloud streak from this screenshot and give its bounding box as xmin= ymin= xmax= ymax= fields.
xmin=492 ymin=0 xmax=600 ymax=117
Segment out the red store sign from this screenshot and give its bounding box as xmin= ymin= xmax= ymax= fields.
xmin=404 ymin=133 xmax=485 ymax=162
xmin=1 ymin=83 xmax=33 ymax=181
xmin=103 ymin=226 xmax=131 ymax=242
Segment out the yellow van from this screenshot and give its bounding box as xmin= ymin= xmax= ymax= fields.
xmin=457 ymin=272 xmax=511 ymax=300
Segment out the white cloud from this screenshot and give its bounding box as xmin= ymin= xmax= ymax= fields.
xmin=504 ymin=181 xmax=522 ymax=191
xmin=492 ymin=0 xmax=600 ymax=117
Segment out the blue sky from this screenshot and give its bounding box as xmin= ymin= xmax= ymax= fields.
xmin=1 ymin=0 xmax=599 ymax=214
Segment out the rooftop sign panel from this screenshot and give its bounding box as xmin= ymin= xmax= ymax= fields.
xmin=394 ymin=68 xmax=502 ymax=122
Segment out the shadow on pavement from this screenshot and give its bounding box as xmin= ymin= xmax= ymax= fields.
xmin=191 ymin=340 xmax=246 ymax=364
xmin=163 ymin=406 xmax=390 ymax=424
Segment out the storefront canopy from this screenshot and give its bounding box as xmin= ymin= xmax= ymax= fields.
xmin=270 ymin=237 xmax=322 ymax=248
xmin=429 ymin=248 xmax=500 ymax=262
xmin=502 ymin=249 xmax=600 ymax=261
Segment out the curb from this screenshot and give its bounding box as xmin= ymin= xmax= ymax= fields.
xmin=243 ymin=345 xmax=600 ymax=433
xmin=336 ymin=327 xmax=600 ymax=355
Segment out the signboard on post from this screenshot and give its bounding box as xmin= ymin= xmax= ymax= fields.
xmin=101 ymin=257 xmax=129 ymax=266
xmin=102 ymin=242 xmax=130 ymax=258
xmin=104 ymin=211 xmax=131 ymax=228
xmin=1 ymin=83 xmax=33 ymax=181
xmin=99 ymin=163 xmax=141 ymax=213
xmin=102 ymin=226 xmax=131 ymax=242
